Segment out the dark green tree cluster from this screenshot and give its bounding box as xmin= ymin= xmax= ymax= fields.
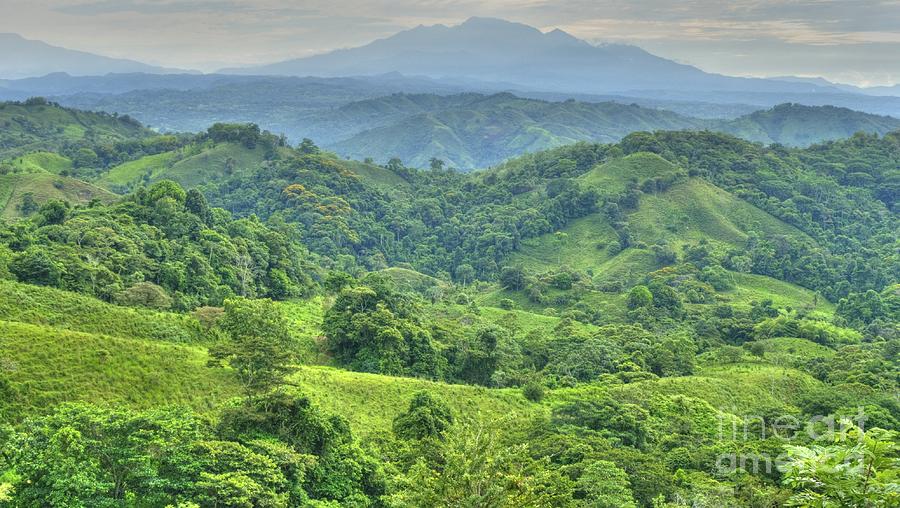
xmin=6 ymin=392 xmax=384 ymax=507
xmin=0 ymin=180 xmax=318 ymax=309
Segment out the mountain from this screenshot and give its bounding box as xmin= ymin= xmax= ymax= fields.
xmin=716 ymin=103 xmax=900 ymax=145
xmin=325 ymin=93 xmax=704 ymax=168
xmin=224 ymin=17 xmax=846 ymax=95
xmin=0 ymin=33 xmax=188 ymax=79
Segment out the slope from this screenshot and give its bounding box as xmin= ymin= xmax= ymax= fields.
xmin=0 ymin=173 xmax=117 ymax=218
xmin=506 ymin=153 xmax=824 ymax=313
xmin=97 ymin=141 xmax=276 ymax=192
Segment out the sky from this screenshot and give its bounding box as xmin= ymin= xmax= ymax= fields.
xmin=1 ymin=0 xmax=898 ymax=86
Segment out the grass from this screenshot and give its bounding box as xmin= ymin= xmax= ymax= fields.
xmin=164 ymin=143 xmax=271 ymax=188
xmin=0 ymin=320 xmax=239 ymax=419
xmin=0 ymin=101 xmax=149 ymax=160
xmin=579 ymin=152 xmax=684 ymax=195
xmin=290 ymin=365 xmax=537 ymax=436
xmin=0 ymin=173 xmax=118 ymax=219
xmin=7 ymin=151 xmax=73 ymax=174
xmin=753 ymin=337 xmax=835 ymax=367
xmin=278 ymin=297 xmax=331 ymax=364
xmin=0 ymin=279 xmax=200 ymax=343
xmin=97 ymin=151 xmax=177 ymax=189
xmin=343 ymin=159 xmax=411 ymax=194
xmin=723 ymin=272 xmax=834 ymax=314
xmin=512 ymin=213 xmax=619 ymax=273
xmin=550 ymin=363 xmax=822 ymax=417
xmin=628 ymin=178 xmax=811 ymax=248
xmin=97 ymin=142 xmax=276 ymax=191
xmin=376 ymin=267 xmax=449 ymax=295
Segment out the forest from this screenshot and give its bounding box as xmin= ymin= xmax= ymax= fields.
xmin=0 ymin=98 xmax=897 ymax=507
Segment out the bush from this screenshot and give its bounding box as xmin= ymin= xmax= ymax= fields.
xmin=522 ymin=381 xmax=545 ymax=402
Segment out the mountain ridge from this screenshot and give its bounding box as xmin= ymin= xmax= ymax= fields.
xmin=222 ymin=17 xmax=852 ymax=95
xmin=0 ymin=33 xmax=192 ymax=79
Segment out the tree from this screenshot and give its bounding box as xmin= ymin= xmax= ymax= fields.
xmin=390 ymin=419 xmax=573 ymax=507
xmin=454 ymin=264 xmax=475 ymax=286
xmin=627 ymin=285 xmax=653 ymax=310
xmin=499 ymin=266 xmax=526 ymax=290
xmin=38 ymin=199 xmax=69 ymax=225
xmin=9 ymin=247 xmax=63 ymax=287
xmin=323 ymin=283 xmax=442 ymax=378
xmin=393 ymin=391 xmax=454 ymax=441
xmin=209 ymin=298 xmax=295 ymax=397
xmin=554 ymin=231 xmax=569 ymax=264
xmin=298 ymin=138 xmax=319 ymax=154
xmin=185 ymin=188 xmax=212 ymax=225
xmin=578 ymin=461 xmax=637 ymax=508
xmin=9 ymin=403 xmax=201 ymax=506
xmin=72 ymin=147 xmax=99 ymax=168
xmin=429 ymin=157 xmax=445 ymax=171
xmin=114 ymin=281 xmax=173 ymax=309
xmin=17 ymin=192 xmax=39 ymax=216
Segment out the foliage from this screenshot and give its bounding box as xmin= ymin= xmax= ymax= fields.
xmin=779 ymin=423 xmax=899 ymax=507
xmin=392 ymin=391 xmax=454 ymax=441
xmin=209 ymin=298 xmax=295 ymax=397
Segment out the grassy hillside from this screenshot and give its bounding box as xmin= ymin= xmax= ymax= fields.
xmin=579 ymin=152 xmax=684 ymax=194
xmin=0 ymin=279 xmax=200 ymax=343
xmin=0 ymin=99 xmax=150 ymax=159
xmin=0 ymin=320 xmax=238 ymax=418
xmin=96 ymin=142 xmax=276 ymax=191
xmin=628 ymin=178 xmax=810 ymax=246
xmin=291 ymin=366 xmax=535 ymax=436
xmin=504 ymin=154 xmax=828 ymax=316
xmin=0 ymin=172 xmax=117 ymax=218
xmin=5 ymin=151 xmax=72 ymax=174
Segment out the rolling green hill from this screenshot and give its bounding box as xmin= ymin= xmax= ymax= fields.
xmin=0 ymin=98 xmax=150 ymax=159
xmin=96 ymin=141 xmax=279 ymax=192
xmin=5 ymin=151 xmax=73 ymax=174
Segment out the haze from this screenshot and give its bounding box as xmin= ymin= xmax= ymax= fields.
xmin=1 ymin=0 xmax=898 ymax=86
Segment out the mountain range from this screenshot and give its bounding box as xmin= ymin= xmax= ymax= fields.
xmin=222 ymin=17 xmax=854 ymax=96
xmin=321 ymin=97 xmax=900 ymax=168
xmin=0 ymin=33 xmax=189 ymax=79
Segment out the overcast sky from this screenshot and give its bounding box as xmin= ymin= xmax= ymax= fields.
xmin=1 ymin=0 xmax=898 ymax=86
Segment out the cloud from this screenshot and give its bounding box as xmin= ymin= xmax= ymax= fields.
xmin=1 ymin=0 xmax=897 ymax=84
xmin=54 ymin=0 xmax=249 ymax=15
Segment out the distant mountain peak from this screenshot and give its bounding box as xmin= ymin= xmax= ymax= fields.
xmin=223 ymin=18 xmax=851 ymax=96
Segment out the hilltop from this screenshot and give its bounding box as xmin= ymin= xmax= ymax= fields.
xmin=0 ymin=98 xmax=151 ymax=160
